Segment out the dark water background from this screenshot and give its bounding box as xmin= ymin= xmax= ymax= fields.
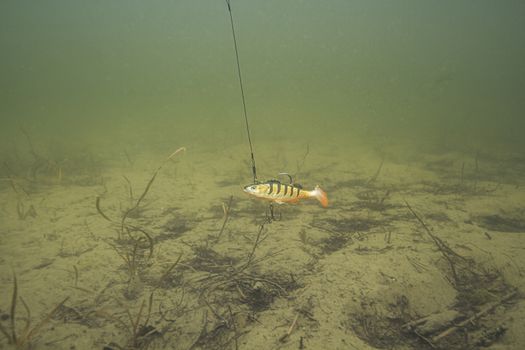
xmin=1 ymin=0 xmax=524 ymax=156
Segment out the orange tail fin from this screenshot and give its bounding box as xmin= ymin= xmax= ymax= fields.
xmin=312 ymin=185 xmax=328 ymax=207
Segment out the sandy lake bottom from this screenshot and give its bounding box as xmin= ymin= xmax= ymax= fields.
xmin=1 ymin=141 xmax=525 ymax=350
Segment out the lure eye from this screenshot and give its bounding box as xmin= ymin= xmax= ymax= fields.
xmin=250 ymin=186 xmax=256 ymax=190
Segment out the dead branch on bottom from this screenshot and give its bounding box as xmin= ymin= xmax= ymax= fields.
xmin=405 ymin=200 xmax=466 ymax=285
xmin=402 ymin=290 xmax=518 ymax=348
xmin=431 ymin=290 xmax=517 ymax=343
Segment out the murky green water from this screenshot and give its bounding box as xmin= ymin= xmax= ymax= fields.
xmin=2 ymin=1 xmax=525 ymax=152
xmin=1 ymin=1 xmax=524 ymax=349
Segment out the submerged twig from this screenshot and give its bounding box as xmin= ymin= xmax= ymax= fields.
xmin=279 ymin=312 xmax=299 ymax=343
xmin=405 ymin=200 xmax=464 ymax=285
xmin=241 ymin=222 xmax=268 ymax=272
xmin=432 ymin=290 xmax=517 ymax=343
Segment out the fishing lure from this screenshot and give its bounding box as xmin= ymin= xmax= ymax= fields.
xmin=244 ymin=180 xmax=328 ymax=207
xmin=225 ymin=1 xmax=328 ymax=209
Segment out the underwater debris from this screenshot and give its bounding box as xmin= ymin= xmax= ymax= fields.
xmin=402 ymin=309 xmax=462 ymax=336
xmin=402 ymin=291 xmax=517 ymax=348
xmin=405 ymin=201 xmax=465 ymax=286
xmin=278 ymin=312 xmax=299 ymax=343
xmin=473 ymin=325 xmax=508 ymax=347
xmin=347 ymin=267 xmax=517 ymax=350
xmin=399 ymin=201 xmax=519 ymax=349
xmin=353 ymin=245 xmax=393 ymax=255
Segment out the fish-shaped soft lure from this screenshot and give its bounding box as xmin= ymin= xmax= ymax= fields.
xmin=243 ymin=180 xmax=328 ymax=207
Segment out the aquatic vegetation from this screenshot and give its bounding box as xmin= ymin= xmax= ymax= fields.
xmin=0 ymin=273 xmax=68 ymax=349
xmin=96 ymin=147 xmax=185 ymax=239
xmin=163 ymin=215 xmax=303 ymax=348
xmin=95 ymin=148 xmax=185 ymax=297
xmin=216 ymin=195 xmax=234 ymax=241
xmin=100 ymin=294 xmax=160 ymax=350
xmin=194 ymin=221 xmax=298 ymax=307
xmin=16 ymin=200 xmax=37 ymax=220
xmin=155 ymin=253 xmax=183 ymax=290
xmin=111 ymin=241 xmax=140 ymax=282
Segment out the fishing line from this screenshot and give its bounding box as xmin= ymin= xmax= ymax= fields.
xmin=225 ymin=0 xmax=258 ymax=184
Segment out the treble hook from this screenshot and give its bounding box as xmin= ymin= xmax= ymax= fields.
xmin=266 ymin=203 xmax=282 ymax=223
xmin=277 ymin=172 xmax=294 ymax=185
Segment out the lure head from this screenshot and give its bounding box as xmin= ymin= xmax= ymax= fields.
xmin=243 ymin=183 xmax=270 ymax=198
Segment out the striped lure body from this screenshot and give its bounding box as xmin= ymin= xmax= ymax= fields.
xmin=243 ymin=180 xmax=328 ymax=207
